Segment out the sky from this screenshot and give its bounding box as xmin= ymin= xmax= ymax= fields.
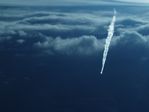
xmin=0 ymin=0 xmax=149 ymax=5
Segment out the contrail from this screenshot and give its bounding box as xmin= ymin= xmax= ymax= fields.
xmin=100 ymin=9 xmax=116 ymax=74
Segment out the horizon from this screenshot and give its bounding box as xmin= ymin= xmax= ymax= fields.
xmin=0 ymin=0 xmax=149 ymax=6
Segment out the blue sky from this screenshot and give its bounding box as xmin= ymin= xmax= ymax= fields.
xmin=0 ymin=0 xmax=149 ymax=5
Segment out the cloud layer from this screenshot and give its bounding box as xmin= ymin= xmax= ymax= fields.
xmin=0 ymin=5 xmax=149 ymax=59
xmin=1 ymin=6 xmax=149 ymax=112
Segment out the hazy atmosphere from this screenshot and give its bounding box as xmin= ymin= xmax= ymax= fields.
xmin=0 ymin=0 xmax=149 ymax=5
xmin=0 ymin=0 xmax=149 ymax=112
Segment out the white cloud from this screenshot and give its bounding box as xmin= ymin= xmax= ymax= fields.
xmin=0 ymin=6 xmax=149 ymax=58
xmin=16 ymin=39 xmax=25 ymax=44
xmin=34 ymin=35 xmax=104 ymax=55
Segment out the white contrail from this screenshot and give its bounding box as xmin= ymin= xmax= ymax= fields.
xmin=100 ymin=9 xmax=116 ymax=74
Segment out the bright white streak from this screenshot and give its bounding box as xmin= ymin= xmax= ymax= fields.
xmin=100 ymin=9 xmax=116 ymax=74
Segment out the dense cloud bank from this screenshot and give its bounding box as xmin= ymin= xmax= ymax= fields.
xmin=0 ymin=6 xmax=149 ymax=58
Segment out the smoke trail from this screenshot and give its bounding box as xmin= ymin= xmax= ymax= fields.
xmin=100 ymin=9 xmax=116 ymax=74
